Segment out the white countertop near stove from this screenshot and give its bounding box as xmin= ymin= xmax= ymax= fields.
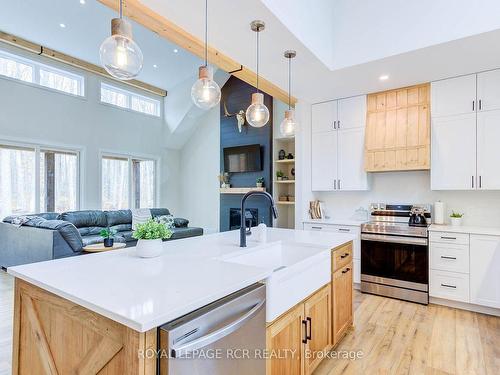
xmin=303 ymin=218 xmax=368 ymax=227
xmin=8 ymin=228 xmax=354 ymax=332
xmin=428 ymin=224 xmax=500 ymax=236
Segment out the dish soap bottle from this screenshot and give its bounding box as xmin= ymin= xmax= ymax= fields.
xmin=257 ymin=220 xmax=267 ymax=243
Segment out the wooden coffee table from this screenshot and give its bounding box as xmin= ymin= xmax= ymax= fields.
xmin=83 ymin=242 xmax=127 ymax=253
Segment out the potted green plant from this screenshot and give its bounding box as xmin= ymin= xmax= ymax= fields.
xmin=100 ymin=227 xmax=117 ymax=247
xmin=256 ymin=177 xmax=264 ymax=188
xmin=132 ymin=219 xmax=172 ymax=257
xmin=450 ymin=211 xmax=464 ymax=226
xmin=276 ymin=170 xmax=284 ymax=181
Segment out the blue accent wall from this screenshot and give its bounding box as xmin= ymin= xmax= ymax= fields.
xmin=220 ymin=76 xmax=273 ymax=231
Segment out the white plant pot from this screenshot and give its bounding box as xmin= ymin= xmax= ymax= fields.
xmin=450 ymin=217 xmax=463 ymax=226
xmin=256 ymin=183 xmax=263 ymax=187
xmin=136 ymin=238 xmax=162 ymax=258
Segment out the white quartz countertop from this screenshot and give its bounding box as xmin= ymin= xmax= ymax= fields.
xmin=8 ymin=228 xmax=354 ymax=332
xmin=303 ymin=218 xmax=367 ymax=227
xmin=429 ymin=224 xmax=500 ymax=236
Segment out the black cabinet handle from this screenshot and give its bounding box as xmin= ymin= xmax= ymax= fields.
xmin=479 ymin=99 xmax=482 ymax=110
xmin=340 ymin=253 xmax=350 ymax=259
xmin=333 ymin=121 xmax=337 ymax=130
xmin=342 ymin=267 xmax=351 ymax=274
xmin=440 ymin=236 xmax=457 ymax=240
xmin=473 ymin=100 xmax=475 ymax=111
xmin=441 ymin=283 xmax=457 ymax=289
xmin=306 ymin=317 xmax=312 ymax=341
xmin=479 ymin=176 xmax=482 ymax=188
xmin=338 ymin=228 xmax=350 ymax=232
xmin=302 ymin=320 xmax=308 ymax=343
xmin=311 ymin=226 xmax=322 ymax=230
xmin=441 ymin=256 xmax=457 ymax=260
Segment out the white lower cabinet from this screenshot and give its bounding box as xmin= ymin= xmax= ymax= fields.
xmin=470 ymin=235 xmax=500 ymax=308
xmin=430 ymin=243 xmax=469 ymax=274
xmin=303 ymin=222 xmax=361 ymax=283
xmin=430 ymin=269 xmax=470 ymax=303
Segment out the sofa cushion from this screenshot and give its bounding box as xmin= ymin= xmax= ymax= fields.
xmin=169 ymin=227 xmax=203 ymax=240
xmin=119 ymin=230 xmax=136 ymax=242
xmin=173 ymin=218 xmax=189 ymax=228
xmin=150 ymin=208 xmax=171 ymax=218
xmin=106 ymin=210 xmax=132 ymax=227
xmin=109 ymin=223 xmax=132 ymax=233
xmin=32 ymin=219 xmax=83 ymax=252
xmin=58 ymin=210 xmax=107 ymax=228
xmin=78 ymin=226 xmax=106 ymax=236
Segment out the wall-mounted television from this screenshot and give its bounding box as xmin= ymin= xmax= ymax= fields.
xmin=223 ymin=144 xmax=262 ymax=173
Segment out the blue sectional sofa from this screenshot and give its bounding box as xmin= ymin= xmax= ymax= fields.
xmin=0 ymin=208 xmax=203 ymax=268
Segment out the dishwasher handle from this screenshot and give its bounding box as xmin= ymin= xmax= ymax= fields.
xmin=171 ymin=299 xmax=265 ymax=358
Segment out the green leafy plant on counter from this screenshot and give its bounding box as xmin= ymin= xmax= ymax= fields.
xmin=256 ymin=177 xmax=265 ymax=184
xmin=100 ymin=227 xmax=117 ymax=239
xmin=450 ymin=211 xmax=464 ymax=218
xmin=132 ymin=219 xmax=172 ymax=240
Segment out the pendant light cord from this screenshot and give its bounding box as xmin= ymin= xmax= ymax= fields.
xmin=119 ymin=0 xmax=123 ymax=19
xmin=288 ymin=56 xmax=291 ymax=110
xmin=204 ymin=0 xmax=208 ymax=67
xmin=256 ymin=28 xmax=260 ymax=93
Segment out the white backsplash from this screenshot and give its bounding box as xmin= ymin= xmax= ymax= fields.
xmin=314 ymin=171 xmax=500 ymax=227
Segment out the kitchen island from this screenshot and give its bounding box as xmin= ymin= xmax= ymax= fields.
xmin=8 ymin=228 xmax=354 ymax=375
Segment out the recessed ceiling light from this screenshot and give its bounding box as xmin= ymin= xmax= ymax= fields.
xmin=59 ymin=23 xmax=66 ymax=28
xmin=153 ymin=64 xmax=158 ymax=68
xmin=379 ymin=74 xmax=389 ymax=81
xmin=173 ymin=49 xmax=179 ymax=53
xmin=79 ymin=0 xmax=86 ymax=4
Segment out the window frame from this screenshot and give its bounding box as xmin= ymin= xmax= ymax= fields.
xmin=99 ymin=81 xmax=162 ymax=118
xmin=0 ymin=138 xmax=83 ymax=215
xmin=0 ymin=48 xmax=85 ymax=98
xmin=99 ymin=150 xmax=159 ymax=210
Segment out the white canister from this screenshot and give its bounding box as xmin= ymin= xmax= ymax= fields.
xmin=136 ymin=238 xmax=162 ymax=258
xmin=434 ymin=201 xmax=445 ymax=224
xmin=257 ymin=222 xmax=267 ymax=243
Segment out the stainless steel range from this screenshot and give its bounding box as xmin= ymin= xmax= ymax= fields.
xmin=360 ymin=203 xmax=431 ymax=304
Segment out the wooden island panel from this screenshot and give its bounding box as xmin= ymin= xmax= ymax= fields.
xmin=12 ymin=279 xmax=156 ymax=375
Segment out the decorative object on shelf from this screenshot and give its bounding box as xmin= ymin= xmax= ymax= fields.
xmin=191 ymin=0 xmax=221 ymax=109
xmin=223 ymin=101 xmax=246 ymax=132
xmin=99 ymin=0 xmax=143 ymax=80
xmin=276 ymin=170 xmax=284 ymax=181
xmin=246 ymin=20 xmax=270 ymax=128
xmin=287 ymin=153 xmax=294 ymax=159
xmin=280 ymin=50 xmax=298 ymax=137
xmin=218 ymin=172 xmax=231 ymax=188
xmin=309 ymin=200 xmax=323 ymax=219
xmin=256 ymin=177 xmax=264 ymax=188
xmin=132 ymin=219 xmax=172 ymax=258
xmin=288 ymin=196 xmax=295 ymax=202
xmin=99 ymin=227 xmax=117 ymax=247
xmin=450 ymin=211 xmax=464 ymax=226
xmin=278 ymin=149 xmax=286 ymax=160
xmin=291 ymin=168 xmax=295 ymax=177
xmin=434 ymin=201 xmax=445 ymax=224
xmin=279 ymin=196 xmax=288 ymax=202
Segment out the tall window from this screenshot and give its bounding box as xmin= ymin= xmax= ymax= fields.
xmin=0 ymin=143 xmax=80 ymax=219
xmin=0 ymin=49 xmax=84 ymax=96
xmin=100 ymin=83 xmax=161 ymax=117
xmin=101 ymin=154 xmax=156 ymax=210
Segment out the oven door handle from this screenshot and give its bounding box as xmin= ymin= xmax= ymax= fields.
xmin=361 ymin=233 xmax=428 ymax=246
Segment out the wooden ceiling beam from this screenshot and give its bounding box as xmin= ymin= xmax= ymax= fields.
xmin=0 ymin=31 xmax=167 ymax=97
xmin=97 ymin=0 xmax=296 ymax=105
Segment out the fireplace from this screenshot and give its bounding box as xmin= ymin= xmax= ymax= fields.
xmin=229 ymin=208 xmax=258 ymax=230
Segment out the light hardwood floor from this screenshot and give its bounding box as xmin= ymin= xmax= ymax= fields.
xmin=0 ymin=270 xmax=498 ymax=375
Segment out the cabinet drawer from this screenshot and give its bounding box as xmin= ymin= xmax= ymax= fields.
xmin=430 ymin=231 xmax=470 ymax=245
xmin=430 ymin=270 xmax=470 ymax=303
xmin=430 ymin=243 xmax=469 ymax=274
xmin=304 ymin=223 xmax=331 ymax=231
xmin=332 ymin=243 xmax=352 ymax=273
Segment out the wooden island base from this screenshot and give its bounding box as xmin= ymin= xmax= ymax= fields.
xmin=12 ymin=279 xmax=157 ymax=375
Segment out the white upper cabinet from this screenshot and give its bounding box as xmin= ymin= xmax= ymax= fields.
xmin=312 ymin=101 xmax=337 ymax=133
xmin=477 ymin=110 xmax=500 ymax=190
xmin=337 ymin=95 xmax=367 ymax=129
xmin=477 ymin=69 xmax=500 ymax=112
xmin=431 ymin=74 xmax=476 ymax=117
xmin=431 ymin=114 xmax=476 ymax=190
xmin=311 ymin=131 xmax=337 ymax=191
xmin=470 ymin=235 xmax=500 ymax=308
xmin=337 ymin=127 xmax=369 ymax=191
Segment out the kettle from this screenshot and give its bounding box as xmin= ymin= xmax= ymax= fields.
xmin=409 ymin=207 xmax=427 ymax=226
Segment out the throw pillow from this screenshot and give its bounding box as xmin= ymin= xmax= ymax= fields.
xmin=131 ymin=209 xmax=152 ymax=230
xmin=155 ymin=215 xmax=174 ymax=229
xmin=173 ymin=218 xmax=189 ymax=228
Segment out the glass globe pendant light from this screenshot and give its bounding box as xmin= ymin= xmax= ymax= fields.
xmin=246 ymin=21 xmax=270 ymax=128
xmin=99 ymin=0 xmax=143 ymax=80
xmin=280 ymin=50 xmax=298 ymax=137
xmin=191 ymin=0 xmax=221 ymax=109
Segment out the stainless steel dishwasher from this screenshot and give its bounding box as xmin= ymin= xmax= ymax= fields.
xmin=158 ymin=283 xmax=266 ymax=375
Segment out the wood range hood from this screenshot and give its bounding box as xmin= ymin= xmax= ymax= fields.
xmin=97 ymin=0 xmax=296 ymax=106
